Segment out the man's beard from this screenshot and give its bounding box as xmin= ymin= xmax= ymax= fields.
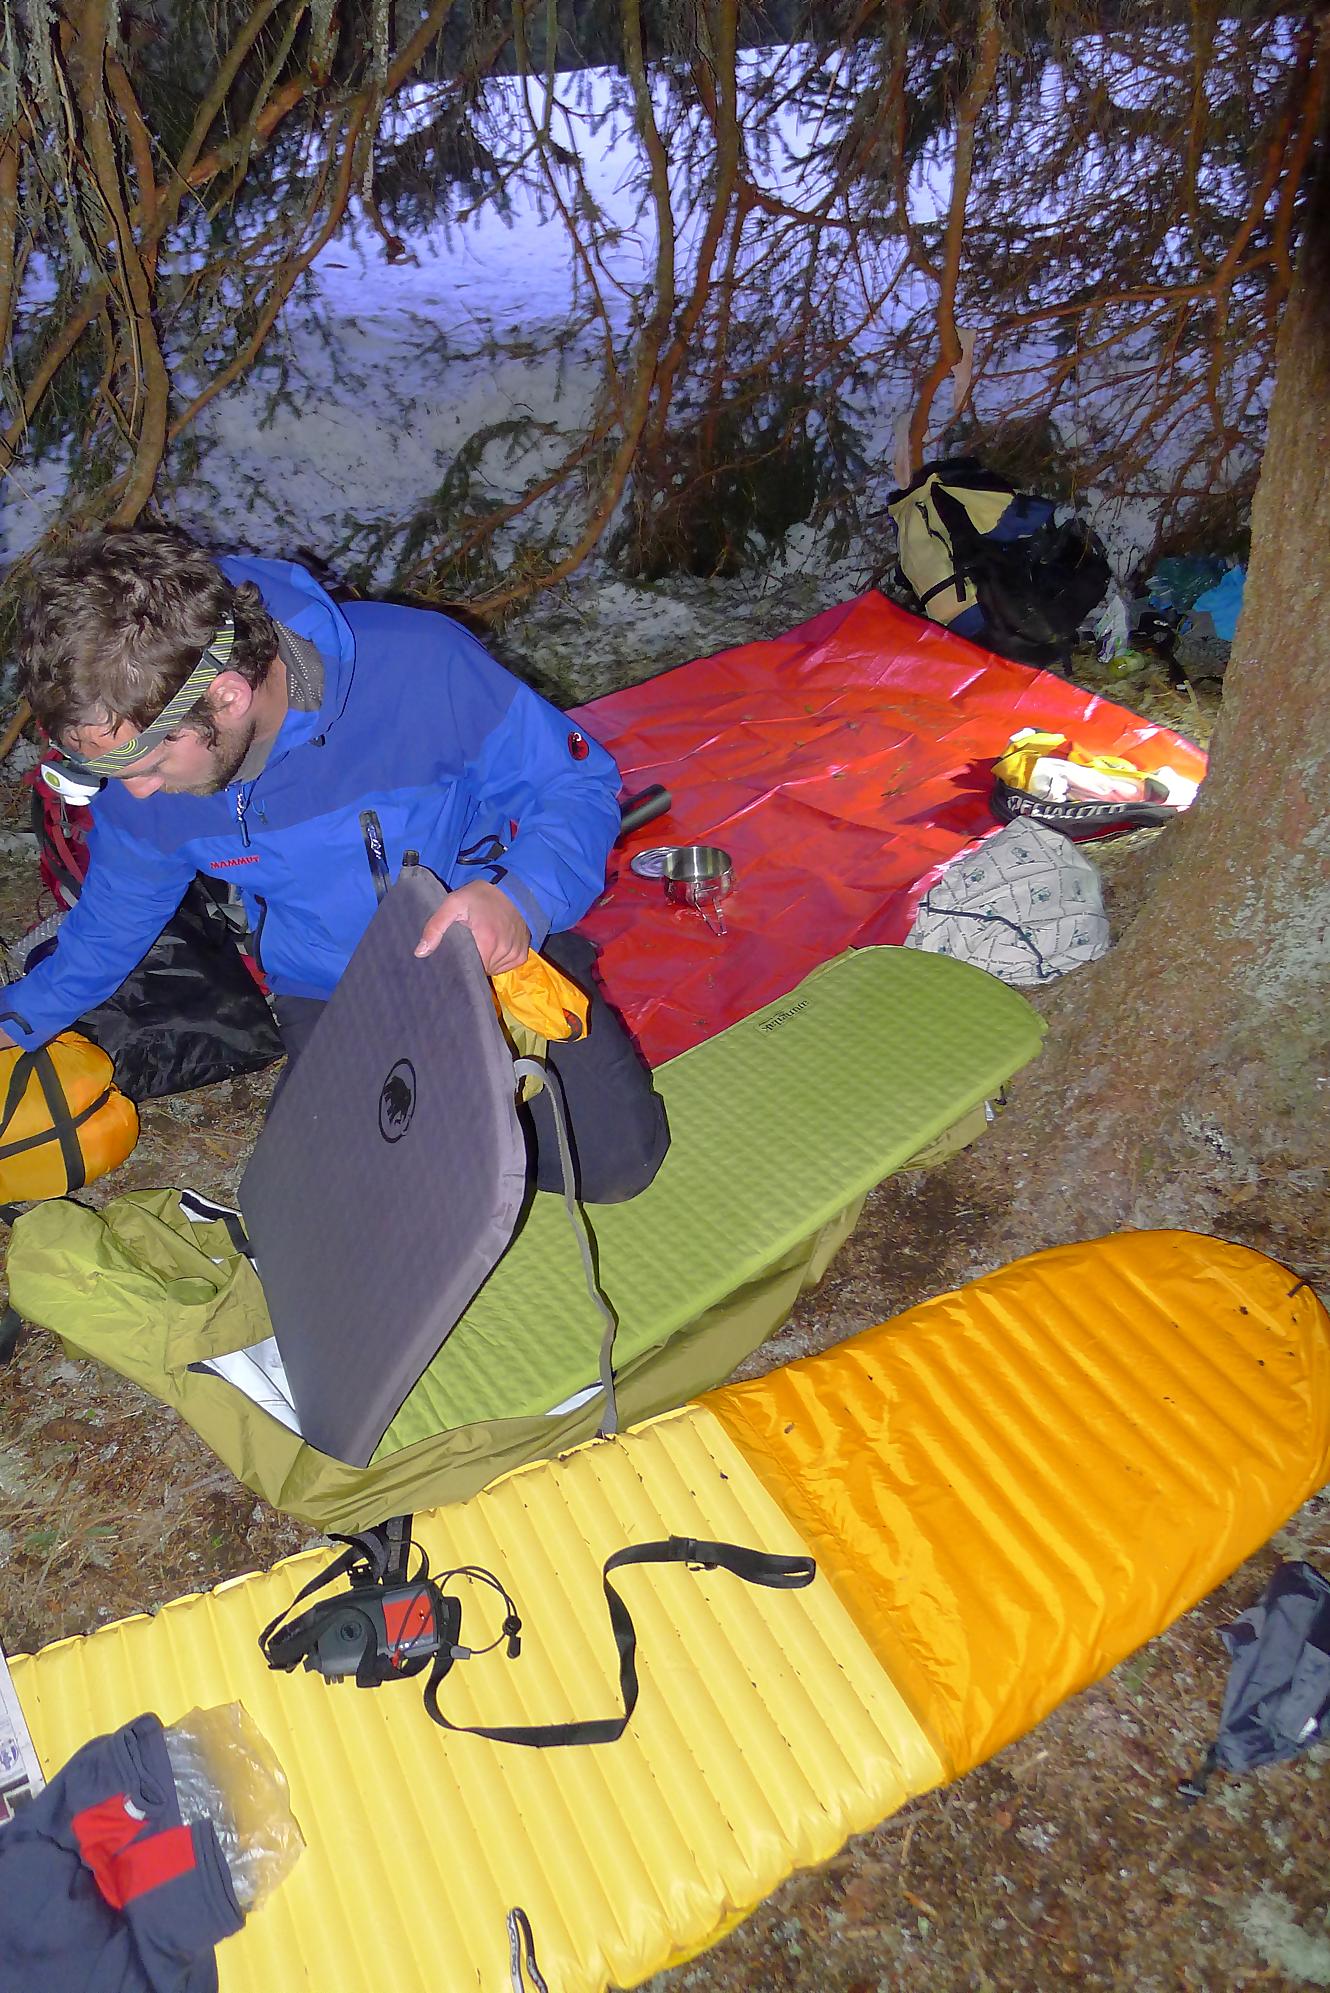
xmin=169 ymin=715 xmax=258 ymax=796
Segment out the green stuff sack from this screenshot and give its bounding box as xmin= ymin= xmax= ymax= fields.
xmin=5 ymin=1185 xmax=863 ymax=1530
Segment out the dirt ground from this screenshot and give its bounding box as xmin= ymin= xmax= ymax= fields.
xmin=0 ymin=606 xmax=1327 ymax=1990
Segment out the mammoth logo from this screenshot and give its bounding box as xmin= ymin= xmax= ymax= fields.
xmin=378 ymin=1059 xmax=417 ymax=1143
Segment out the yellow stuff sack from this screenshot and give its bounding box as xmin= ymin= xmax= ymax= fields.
xmin=0 ymin=1033 xmax=139 ymax=1201
xmin=493 ymin=950 xmax=591 ymax=1042
xmin=992 ymin=729 xmax=1143 ymax=793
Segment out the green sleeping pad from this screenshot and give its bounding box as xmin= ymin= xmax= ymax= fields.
xmin=8 ymin=947 xmax=1044 ymax=1529
xmin=382 ymin=945 xmax=1041 ymax=1444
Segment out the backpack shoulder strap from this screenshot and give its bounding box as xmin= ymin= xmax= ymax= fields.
xmin=928 ymin=479 xmax=998 ymax=557
xmin=909 ymin=481 xmax=994 ymax=609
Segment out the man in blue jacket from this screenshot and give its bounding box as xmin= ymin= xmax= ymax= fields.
xmin=4 ymin=530 xmax=669 ymax=1201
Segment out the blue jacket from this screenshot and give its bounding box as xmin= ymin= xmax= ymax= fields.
xmin=2 ymin=558 xmax=621 ymax=1047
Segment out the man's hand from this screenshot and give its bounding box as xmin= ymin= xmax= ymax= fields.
xmin=414 ymin=880 xmax=531 ymax=976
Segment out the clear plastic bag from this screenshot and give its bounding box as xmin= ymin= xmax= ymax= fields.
xmin=163 ymin=1704 xmax=304 ymax=1913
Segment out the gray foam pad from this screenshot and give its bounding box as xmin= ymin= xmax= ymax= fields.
xmin=239 ymin=870 xmax=526 ymax=1466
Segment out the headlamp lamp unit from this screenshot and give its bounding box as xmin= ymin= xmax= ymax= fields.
xmin=38 ymin=758 xmax=105 ymax=806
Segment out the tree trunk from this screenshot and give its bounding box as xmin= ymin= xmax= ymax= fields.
xmin=975 ymin=65 xmax=1330 ymax=1276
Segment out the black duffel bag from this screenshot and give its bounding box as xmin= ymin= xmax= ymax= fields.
xmin=21 ymin=773 xmax=283 ymax=1102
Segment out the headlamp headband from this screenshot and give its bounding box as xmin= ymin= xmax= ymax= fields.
xmin=56 ymin=616 xmax=237 ymax=778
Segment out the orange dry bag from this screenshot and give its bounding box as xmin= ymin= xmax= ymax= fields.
xmin=0 ymin=1033 xmax=139 ymax=1201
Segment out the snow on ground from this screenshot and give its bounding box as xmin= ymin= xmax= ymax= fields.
xmin=0 ymin=52 xmax=1261 ymax=594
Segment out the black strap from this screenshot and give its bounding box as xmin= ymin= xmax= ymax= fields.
xmin=918 ymin=570 xmax=971 ymax=608
xmin=178 ymin=1189 xmax=255 ymax=1264
xmin=30 ymin=1054 xmax=78 ymax=1186
xmin=507 ymin=1907 xmax=549 ymax=1993
xmin=381 ymin=1512 xmax=413 ymax=1587
xmin=422 ymin=1534 xmax=816 ymax=1748
xmin=360 ymin=809 xmax=392 ymax=903
xmin=257 ymin=1530 xmax=391 ymax=1665
xmin=0 ymin=1047 xmax=88 ymax=1191
xmin=915 ymin=483 xmax=994 ymax=611
xmin=928 ymin=479 xmax=994 ymax=560
xmin=0 ymin=1083 xmax=109 ymax=1167
xmin=1177 ymin=1744 xmax=1219 ymax=1805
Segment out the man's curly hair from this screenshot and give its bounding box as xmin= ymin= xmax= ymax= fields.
xmin=19 ymin=529 xmax=279 ymax=744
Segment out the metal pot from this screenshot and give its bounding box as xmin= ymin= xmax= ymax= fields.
xmin=660 ymin=845 xmax=733 ymax=936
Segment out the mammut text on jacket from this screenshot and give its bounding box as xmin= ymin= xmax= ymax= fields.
xmin=1 ymin=558 xmax=622 ymax=1047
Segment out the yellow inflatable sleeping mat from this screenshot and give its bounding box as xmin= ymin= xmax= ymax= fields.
xmin=10 ymin=1232 xmax=1330 ymax=1992
xmin=12 ymin=1408 xmax=945 ymax=1991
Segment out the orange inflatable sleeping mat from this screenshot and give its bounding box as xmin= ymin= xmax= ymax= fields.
xmin=705 ymin=1229 xmax=1330 ymax=1779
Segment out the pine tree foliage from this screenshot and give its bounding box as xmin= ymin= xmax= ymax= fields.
xmin=0 ymin=0 xmax=1320 ymax=603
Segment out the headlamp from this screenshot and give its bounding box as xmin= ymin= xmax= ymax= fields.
xmin=41 ymin=616 xmax=237 ymax=800
xmin=39 ymin=759 xmax=106 ymax=806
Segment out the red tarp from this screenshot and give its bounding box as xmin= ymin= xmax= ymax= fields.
xmin=572 ymin=591 xmax=1207 ymax=1068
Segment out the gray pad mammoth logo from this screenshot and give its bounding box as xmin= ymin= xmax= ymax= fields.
xmin=378 ymin=1058 xmax=417 ymax=1142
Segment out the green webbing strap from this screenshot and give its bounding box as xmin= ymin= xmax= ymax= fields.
xmin=55 ymin=617 xmax=236 ymax=777
xmin=512 ymin=1055 xmax=621 ymax=1437
xmin=0 ymin=1053 xmax=34 ymax=1139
